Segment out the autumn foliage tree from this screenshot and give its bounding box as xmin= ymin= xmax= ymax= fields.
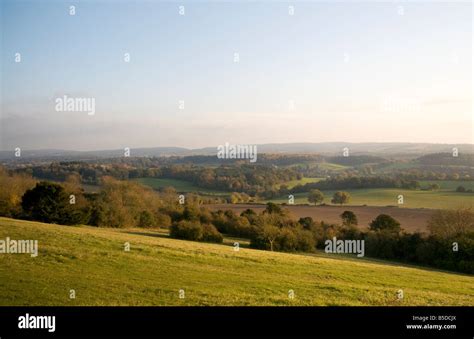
xmin=331 ymin=191 xmax=351 ymax=205
xmin=0 ymin=167 xmax=36 ymax=217
xmin=308 ymin=189 xmax=324 ymax=205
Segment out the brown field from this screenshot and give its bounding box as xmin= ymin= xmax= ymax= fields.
xmin=208 ymin=204 xmax=436 ymax=233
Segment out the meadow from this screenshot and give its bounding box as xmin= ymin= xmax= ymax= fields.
xmin=0 ymin=217 xmax=472 ymax=306
xmin=133 ymin=177 xmax=472 ymax=210
xmin=276 ymin=177 xmax=324 ymax=189
xmin=132 ymin=178 xmax=227 ymax=195
xmin=269 ymin=187 xmax=473 ymax=210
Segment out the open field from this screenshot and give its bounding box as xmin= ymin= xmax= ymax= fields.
xmin=133 ymin=177 xmax=472 ymax=210
xmin=317 ymin=162 xmax=349 ymax=171
xmin=268 ymin=188 xmax=473 ymax=210
xmin=1 ymin=217 xmax=472 ymax=306
xmin=208 ymin=204 xmax=434 ymax=233
xmin=132 ymin=178 xmax=227 ymax=195
xmin=131 ymin=177 xmax=473 ymax=209
xmin=276 ymin=177 xmax=324 ymax=189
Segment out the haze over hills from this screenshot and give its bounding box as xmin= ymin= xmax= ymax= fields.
xmin=0 ymin=142 xmax=473 ymax=160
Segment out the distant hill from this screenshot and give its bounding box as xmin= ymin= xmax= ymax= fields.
xmin=416 ymin=153 xmax=474 ymax=167
xmin=0 ymin=142 xmax=472 ymax=160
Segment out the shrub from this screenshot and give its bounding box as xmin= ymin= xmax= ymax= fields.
xmin=201 ymin=223 xmax=223 ymax=243
xmin=277 ymin=228 xmax=298 ymax=252
xmin=138 ymin=211 xmax=155 ymax=227
xmin=295 ymin=228 xmax=317 ymax=252
xmin=170 ymin=220 xmax=223 ymax=243
xmin=170 ymin=220 xmax=203 ymax=241
xmin=364 ymin=231 xmax=400 ymax=259
xmin=264 ymin=202 xmax=282 ymax=214
xmin=298 ymin=216 xmax=316 ymax=230
xmin=155 ymin=213 xmax=172 ymax=228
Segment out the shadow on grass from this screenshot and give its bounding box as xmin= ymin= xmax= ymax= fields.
xmin=123 ymin=230 xmax=251 ymax=248
xmin=303 ymin=250 xmax=474 ymax=278
xmin=124 ymin=231 xmax=170 ymax=239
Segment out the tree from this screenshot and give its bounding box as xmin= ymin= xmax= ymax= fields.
xmin=265 ymin=202 xmax=282 ymax=215
xmin=0 ymin=167 xmax=36 ymax=217
xmin=92 ymin=176 xmax=163 ymax=228
xmin=331 ymin=191 xmax=350 ymax=205
xmin=308 ymin=189 xmax=324 ymax=205
xmin=262 ymin=225 xmax=280 ymax=251
xmin=298 ymin=216 xmax=316 ymax=230
xmin=340 ymin=210 xmax=358 ymax=227
xmin=369 ymin=214 xmax=401 ymax=233
xmin=429 ymin=183 xmax=440 ymax=191
xmin=456 ymin=185 xmax=466 ymax=193
xmin=229 ymin=192 xmax=241 ymax=204
xmin=138 ymin=211 xmax=155 ymax=227
xmin=201 ymin=223 xmax=223 ymax=243
xmin=21 ymin=181 xmax=88 ymax=225
xmin=427 ymin=208 xmax=474 ymax=239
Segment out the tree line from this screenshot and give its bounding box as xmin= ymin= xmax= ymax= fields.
xmin=0 ymin=167 xmax=472 ymax=274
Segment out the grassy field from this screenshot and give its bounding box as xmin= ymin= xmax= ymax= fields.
xmin=134 ymin=177 xmax=472 ymax=209
xmin=133 ymin=178 xmax=227 ymax=195
xmin=315 ymin=162 xmax=348 ymax=171
xmin=269 ymin=188 xmax=473 ymax=209
xmin=277 ymin=177 xmax=324 ymax=189
xmin=0 ymin=217 xmax=473 ymax=306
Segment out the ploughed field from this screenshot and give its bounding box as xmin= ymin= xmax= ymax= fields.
xmin=1 ymin=217 xmax=473 ymax=306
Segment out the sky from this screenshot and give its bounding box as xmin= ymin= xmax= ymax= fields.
xmin=1 ymin=0 xmax=472 ymax=151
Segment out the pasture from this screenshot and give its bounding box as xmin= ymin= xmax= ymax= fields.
xmin=1 ymin=217 xmax=472 ymax=306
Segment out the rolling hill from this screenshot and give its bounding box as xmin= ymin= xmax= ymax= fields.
xmin=1 ymin=142 xmax=473 ymax=160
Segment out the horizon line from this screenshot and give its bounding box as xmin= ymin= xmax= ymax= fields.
xmin=1 ymin=141 xmax=473 ymax=153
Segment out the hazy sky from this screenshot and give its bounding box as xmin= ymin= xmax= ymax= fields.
xmin=1 ymin=0 xmax=472 ymax=151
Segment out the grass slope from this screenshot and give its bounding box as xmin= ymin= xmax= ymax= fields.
xmin=0 ymin=217 xmax=472 ymax=306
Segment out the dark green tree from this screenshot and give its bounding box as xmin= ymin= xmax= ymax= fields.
xmin=340 ymin=210 xmax=358 ymax=227
xmin=21 ymin=181 xmax=88 ymax=225
xmin=369 ymin=214 xmax=401 ymax=233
